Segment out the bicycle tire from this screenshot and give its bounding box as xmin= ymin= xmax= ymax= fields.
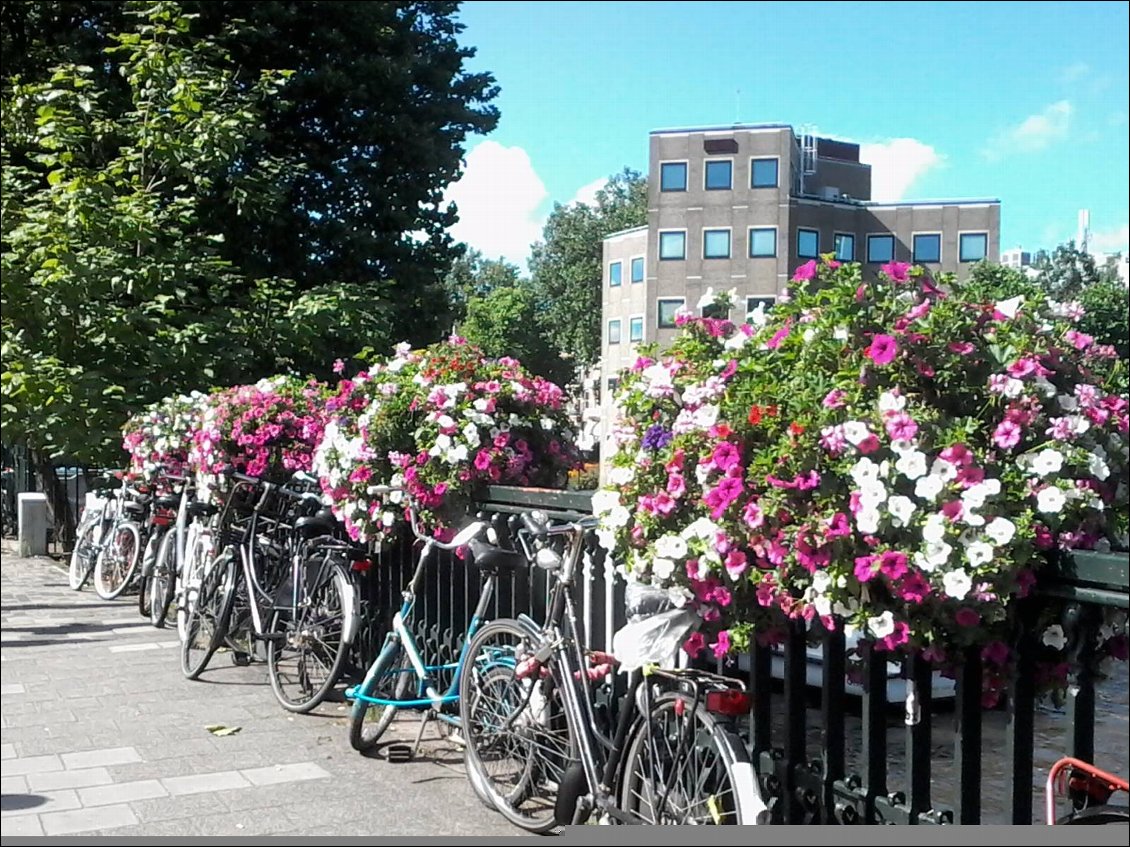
xmin=176 ymin=531 xmax=212 ymax=643
xmin=68 ymin=521 xmax=99 ymax=591
xmin=349 ymin=638 xmax=413 ymax=752
xmin=267 ymin=564 xmax=353 ymax=714
xmin=1056 ymin=804 xmax=1130 ymax=825
xmin=619 ymin=689 xmax=765 ymax=825
xmin=137 ymin=530 xmax=162 ymax=619
xmin=150 ymin=529 xmax=177 ymax=628
xmin=459 ymin=618 xmax=571 ymax=834
xmin=181 ymin=550 xmax=236 ymax=680
xmin=93 ymin=521 xmax=141 ymax=600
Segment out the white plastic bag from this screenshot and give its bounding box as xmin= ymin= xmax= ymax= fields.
xmin=612 ymin=579 xmax=699 ymax=673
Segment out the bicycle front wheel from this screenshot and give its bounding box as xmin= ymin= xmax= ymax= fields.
xmin=181 ymin=550 xmax=236 ymax=680
xmin=93 ymin=522 xmax=141 ymax=600
xmin=150 ymin=529 xmax=177 ymax=628
xmin=267 ymin=564 xmax=353 ymax=713
xmin=459 ymin=618 xmax=573 ymax=834
xmin=349 ymin=637 xmax=415 ymax=752
xmin=619 ymin=690 xmax=764 ymax=825
xmin=68 ymin=521 xmax=98 ymax=591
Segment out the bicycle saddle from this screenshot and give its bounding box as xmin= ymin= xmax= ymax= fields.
xmin=468 ymin=537 xmax=527 ymax=575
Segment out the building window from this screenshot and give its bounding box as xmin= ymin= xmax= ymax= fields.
xmin=797 ymin=228 xmax=819 ymax=258
xmin=913 ymin=233 xmax=941 ymax=263
xmin=608 ymin=319 xmax=621 ymax=344
xmin=867 ymin=234 xmax=894 ymax=263
xmin=607 ymin=377 xmax=620 ymax=392
xmin=750 ymin=157 xmax=778 ymax=189
xmin=746 ymin=296 xmax=775 ymax=322
xmin=609 ymin=261 xmax=622 ymax=287
xmin=749 ymin=227 xmax=777 ymax=258
xmin=659 ymin=231 xmax=686 ymax=261
xmin=704 ymin=160 xmax=732 ymax=190
xmin=630 ymin=256 xmax=644 ymax=283
xmin=960 ymin=232 xmax=988 ymax=263
xmin=629 ymin=316 xmax=644 ymax=342
xmin=660 ymin=162 xmax=687 ymax=192
xmin=657 ymin=298 xmax=685 ymax=329
xmin=834 ymin=233 xmax=855 ymax=262
xmin=703 ymin=229 xmax=731 ymax=259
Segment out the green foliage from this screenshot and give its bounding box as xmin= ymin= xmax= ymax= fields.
xmin=1079 ymin=277 xmax=1130 ymax=364
xmin=458 ymin=283 xmax=567 ymax=384
xmin=1035 ymin=240 xmax=1100 ymax=297
xmin=529 ymin=167 xmax=648 ymax=375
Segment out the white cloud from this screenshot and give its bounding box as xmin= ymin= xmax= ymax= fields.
xmin=983 ymin=101 xmax=1072 ymax=161
xmin=1091 ymin=223 xmax=1130 ymax=255
xmin=859 ymin=138 xmax=943 ymax=202
xmin=1060 ymin=62 xmax=1090 ymax=84
xmin=569 ymin=178 xmax=607 ymax=208
xmin=443 ymin=141 xmax=548 ymax=267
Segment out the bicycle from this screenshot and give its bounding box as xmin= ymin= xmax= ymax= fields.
xmin=92 ymin=478 xmax=151 ymax=601
xmin=1046 ymin=756 xmax=1129 ymax=825
xmin=459 ymin=510 xmax=769 ymax=831
xmin=136 ymin=474 xmax=184 ymax=620
xmin=344 ymin=487 xmax=522 ymax=761
xmin=69 ymin=472 xmax=133 ymax=592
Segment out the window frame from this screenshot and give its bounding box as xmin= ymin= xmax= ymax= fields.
xmin=659 ymin=160 xmax=689 ymax=193
xmin=657 ymin=297 xmax=686 ymax=329
xmin=796 ymin=227 xmax=820 ymax=259
xmin=748 ymin=226 xmax=778 ymax=258
xmin=746 ymin=295 xmax=776 ymax=322
xmin=959 ymin=231 xmax=989 ymax=263
xmin=703 ymin=158 xmax=734 ymax=191
xmin=702 ymin=227 xmax=732 ymax=260
xmin=608 ymin=260 xmax=622 ymax=287
xmin=912 ymin=231 xmax=942 ymax=264
xmin=833 ymin=232 xmax=855 ymax=262
xmin=866 ymin=233 xmax=895 ymax=264
xmin=608 ymin=318 xmax=622 ymax=345
xmin=749 ymin=156 xmax=780 ymax=189
xmin=630 ymin=255 xmax=645 ymax=283
xmin=629 ymin=314 xmax=644 ymax=343
xmin=658 ymin=229 xmax=687 ymax=262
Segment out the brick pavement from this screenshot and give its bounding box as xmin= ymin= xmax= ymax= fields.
xmin=0 ymin=548 xmax=525 ymax=837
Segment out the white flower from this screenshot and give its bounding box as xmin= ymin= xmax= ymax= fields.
xmin=1042 ymin=624 xmax=1067 ymax=651
xmin=868 ymin=611 xmax=896 ymax=639
xmin=915 ymin=474 xmax=945 ymax=501
xmin=851 ymin=457 xmax=882 ymax=486
xmin=915 ymin=540 xmax=952 ymax=572
xmin=942 ymin=569 xmax=973 ymax=599
xmin=843 ymin=421 xmax=871 ymax=446
xmin=834 ymin=326 xmax=849 ymax=341
xmin=965 ymin=541 xmax=994 ymax=568
xmin=1036 ymin=486 xmax=1067 ymax=514
xmin=596 ymin=528 xmax=616 ymax=551
xmin=930 ymin=458 xmax=958 ymax=482
xmin=856 ymin=509 xmax=881 ymax=535
xmin=654 ymin=534 xmax=689 ymax=561
xmin=724 ymin=331 xmax=751 ymax=350
xmin=879 ymin=391 xmax=906 ymax=414
xmin=811 ymin=571 xmax=833 ymax=593
xmin=803 ymin=327 xmax=818 ymax=343
xmin=609 ymin=466 xmax=635 ymax=486
xmin=814 ymin=596 xmax=833 ymax=617
xmin=463 ymin=423 xmax=481 ymax=448
xmin=1033 ymin=376 xmax=1057 ymax=398
xmin=696 ymin=287 xmax=716 ymax=310
xmin=922 ymin=513 xmax=948 ymax=544
xmin=641 ymin=363 xmax=675 ymax=397
xmin=985 ymin=517 xmax=1017 ymax=546
xmin=381 ymin=511 xmax=396 ymax=527
xmin=1058 ymin=394 xmax=1079 ymax=412
xmin=995 ymin=295 xmax=1024 ymax=319
xmin=858 ymin=482 xmax=888 ymax=510
xmin=652 ymin=558 xmax=676 ymax=581
xmin=1088 ymin=452 xmax=1111 ymax=481
xmin=592 ymin=489 xmax=620 ymax=516
xmin=436 ymin=414 xmax=456 ymax=429
xmin=1030 ymin=449 xmax=1064 ymax=477
xmin=896 ymin=450 xmax=928 ymax=480
xmin=606 ymin=505 xmax=631 ymax=529
xmin=887 ymin=495 xmax=917 ymax=527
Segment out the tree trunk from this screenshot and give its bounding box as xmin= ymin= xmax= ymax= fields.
xmin=34 ymin=453 xmax=76 ymax=550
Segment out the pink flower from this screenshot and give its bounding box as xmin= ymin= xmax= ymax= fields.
xmin=742 ymin=501 xmax=764 ymax=529
xmin=823 ymin=389 xmax=847 ymax=409
xmin=766 ymin=323 xmax=791 ymax=349
xmin=940 ymin=443 xmax=973 ymax=466
xmin=898 ymin=571 xmax=931 ymax=602
xmin=792 ymin=260 xmax=818 ymax=281
xmin=940 ymin=499 xmax=964 ymax=521
xmin=666 ymin=473 xmax=686 ymax=499
xmin=881 ymin=261 xmax=911 ymax=283
xmin=819 ymin=425 xmax=847 ymax=455
xmin=865 ymin=334 xmax=899 ymax=366
xmin=703 ymin=476 xmax=743 ymax=519
xmin=724 ymin=549 xmax=748 ymax=580
xmin=884 ymin=412 xmax=918 ymax=442
xmin=710 ymin=630 xmax=732 ymax=659
xmin=825 ymin=512 xmax=851 ymax=539
xmin=905 ymin=300 xmax=931 ymax=321
xmin=854 ymin=555 xmax=878 ymax=582
xmin=857 ymin=434 xmax=881 ymax=454
xmin=710 ymin=441 xmax=742 ymax=472
xmin=878 ymin=620 xmax=910 ymax=652
xmin=982 ymin=641 xmax=1010 ymax=667
xmin=879 ymin=551 xmax=908 ymax=580
xmin=473 ymin=450 xmax=493 ymax=471
xmin=332 ymin=358 xmax=345 ymax=374
xmin=1065 ymin=330 xmax=1094 ymax=350
xmin=683 ymin=632 xmax=706 ymax=657
xmin=992 ymin=419 xmax=1022 ymax=450
xmin=949 ymin=341 xmax=975 ymax=355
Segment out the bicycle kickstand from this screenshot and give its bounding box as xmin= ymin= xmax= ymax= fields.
xmin=409 ymin=711 xmax=434 ymax=760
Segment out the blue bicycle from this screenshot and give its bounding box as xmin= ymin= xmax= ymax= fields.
xmin=346 ymin=487 xmax=528 ymax=759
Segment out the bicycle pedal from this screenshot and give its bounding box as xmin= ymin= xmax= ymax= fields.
xmin=386 ymin=744 xmax=412 ymax=763
xmin=231 ymin=651 xmax=252 ymax=666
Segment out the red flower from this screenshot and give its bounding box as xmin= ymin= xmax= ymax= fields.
xmin=789 ymin=421 xmax=805 ymax=436
xmin=748 ymin=405 xmax=763 ymax=425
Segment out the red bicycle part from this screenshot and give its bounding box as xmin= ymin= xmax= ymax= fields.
xmin=1045 ymin=756 xmax=1130 ymax=825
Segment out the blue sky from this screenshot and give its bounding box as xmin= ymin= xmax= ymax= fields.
xmin=442 ymin=1 xmax=1130 ymax=268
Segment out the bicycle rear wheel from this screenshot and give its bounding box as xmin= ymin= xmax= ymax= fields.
xmin=619 ymin=690 xmax=765 ymax=825
xmin=68 ymin=521 xmax=99 ymax=591
xmin=181 ymin=550 xmax=236 ymax=680
xmin=267 ymin=563 xmax=352 ymax=713
xmin=459 ymin=618 xmax=573 ymax=834
xmin=93 ymin=522 xmax=141 ymax=600
xmin=349 ymin=638 xmax=413 ymax=752
xmin=150 ymin=530 xmax=177 ymax=628
xmin=1056 ymin=804 xmax=1130 ymax=824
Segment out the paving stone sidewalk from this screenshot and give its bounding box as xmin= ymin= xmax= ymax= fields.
xmin=0 ymin=549 xmax=525 ymax=837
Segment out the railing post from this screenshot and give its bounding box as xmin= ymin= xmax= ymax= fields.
xmin=821 ymin=625 xmax=846 ymax=824
xmin=1006 ymin=599 xmax=1038 ymax=825
xmin=861 ymin=641 xmax=889 ymax=823
xmin=953 ymin=646 xmax=983 ymax=824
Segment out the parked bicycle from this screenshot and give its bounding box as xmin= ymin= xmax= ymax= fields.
xmin=68 ymin=471 xmax=130 ymax=593
xmin=458 ymin=510 xmax=769 ymax=830
xmin=1046 ymin=756 xmax=1129 ymax=825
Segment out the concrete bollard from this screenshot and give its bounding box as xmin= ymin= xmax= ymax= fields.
xmin=18 ymin=492 xmax=49 ymax=557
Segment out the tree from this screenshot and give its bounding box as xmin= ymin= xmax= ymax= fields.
xmin=528 ymin=168 xmax=648 ymax=376
xmin=1035 ymin=240 xmax=1099 ymax=297
xmin=441 ymin=247 xmax=523 ymax=329
xmin=2 ymin=1 xmax=501 ymax=345
xmin=458 ymin=285 xmax=566 ymax=384
xmin=1078 ymin=277 xmax=1130 ymax=361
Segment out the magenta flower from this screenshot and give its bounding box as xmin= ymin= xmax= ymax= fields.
xmin=823 ymin=389 xmax=847 ymax=409
xmin=724 ymin=549 xmax=748 ymax=580
xmin=857 ymin=434 xmax=881 ymax=454
xmin=954 ymin=607 xmax=981 ymax=628
xmin=820 ymin=425 xmax=847 ymax=455
xmin=879 ymin=551 xmax=909 ymax=580
xmin=792 ymin=260 xmax=818 ymax=281
xmin=982 ymin=640 xmax=1010 ymax=667
xmin=766 ymin=323 xmax=791 ymax=349
xmin=865 ymin=334 xmax=899 ymax=366
xmin=703 ymin=476 xmax=743 ymax=519
xmin=666 ymin=473 xmax=686 ymax=499
xmin=825 ymin=512 xmax=851 ymax=539
xmin=854 ymin=555 xmax=878 ymax=582
xmin=1007 ymin=357 xmax=1037 ymax=378
xmin=710 ymin=441 xmax=742 ymax=472
xmin=742 ymin=500 xmax=764 ymax=529
xmin=710 ymin=630 xmax=732 ymax=659
xmin=884 ymin=412 xmax=918 ymax=442
xmin=992 ymin=419 xmax=1022 ymax=450
xmin=949 ymin=341 xmax=975 ymax=355
xmin=878 ymin=620 xmax=910 ymax=652
xmin=1065 ymin=330 xmax=1094 ymax=350
xmin=898 ymin=572 xmax=931 ymax=602
xmin=905 ymin=299 xmax=931 ymax=322
xmin=683 ymin=632 xmax=706 ymax=657
xmin=881 ymin=261 xmax=911 ymax=283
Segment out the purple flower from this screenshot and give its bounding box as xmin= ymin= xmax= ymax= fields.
xmin=992 ymin=419 xmax=1022 ymax=450
xmin=641 ymin=424 xmax=673 ymax=451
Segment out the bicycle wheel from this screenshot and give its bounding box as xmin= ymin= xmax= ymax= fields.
xmin=150 ymin=530 xmax=177 ymax=628
xmin=136 ymin=530 xmax=161 ymax=619
xmin=349 ymin=638 xmax=414 ymax=752
xmin=619 ymin=689 xmax=763 ymax=825
xmin=1056 ymin=804 xmax=1130 ymax=824
xmin=459 ymin=618 xmax=573 ymax=834
xmin=68 ymin=521 xmax=99 ymax=591
xmin=267 ymin=563 xmax=353 ymax=713
xmin=93 ymin=522 xmax=141 ymax=600
xmin=181 ymin=550 xmax=236 ymax=680
xmin=177 ymin=532 xmax=212 ymax=643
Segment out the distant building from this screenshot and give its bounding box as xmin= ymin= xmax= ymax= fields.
xmin=598 ymin=122 xmax=1002 ymax=466
xmin=1001 ymin=248 xmax=1032 ymax=269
